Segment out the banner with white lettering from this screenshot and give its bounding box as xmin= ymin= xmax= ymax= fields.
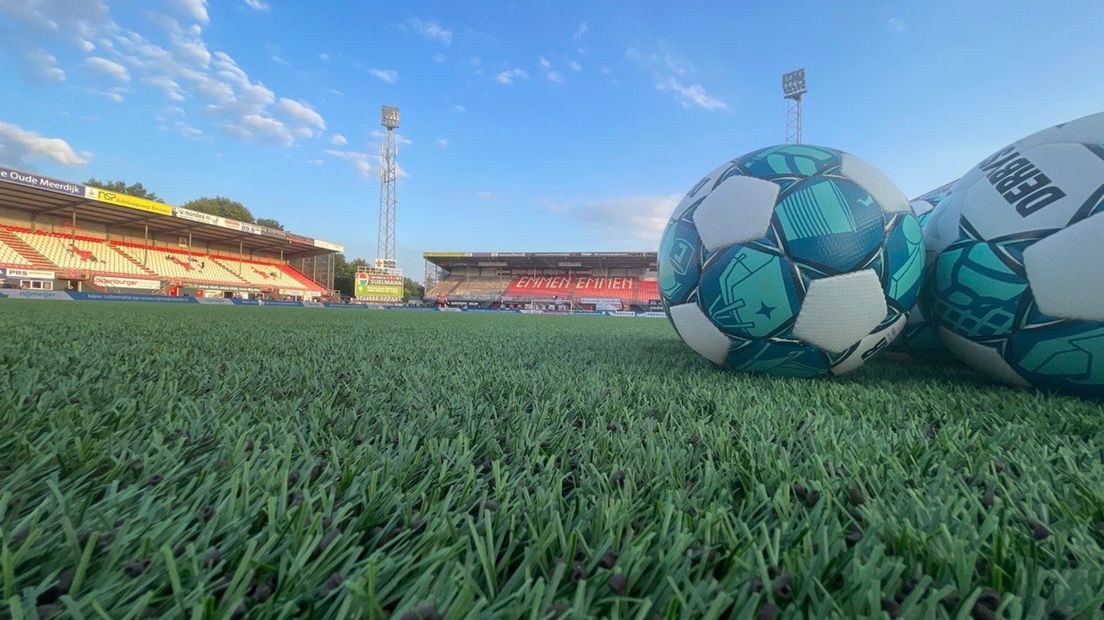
xmin=5 ymin=269 xmax=55 ymax=280
xmin=93 ymin=276 xmax=161 ymax=290
xmin=0 ymin=167 xmax=85 ymax=197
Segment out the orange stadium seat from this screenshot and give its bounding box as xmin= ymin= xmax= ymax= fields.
xmin=0 ymin=225 xmax=326 ymax=293
xmin=571 ymin=275 xmax=638 ymax=302
xmin=504 ymin=275 xmax=575 ymax=299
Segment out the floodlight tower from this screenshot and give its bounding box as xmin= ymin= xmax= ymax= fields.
xmin=782 ymin=69 xmax=807 ymax=144
xmin=377 ymin=105 xmax=400 ymax=273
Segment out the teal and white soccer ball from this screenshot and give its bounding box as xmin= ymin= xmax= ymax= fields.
xmin=928 ymin=112 xmax=1104 ymax=397
xmin=886 ymin=181 xmax=958 ymax=362
xmin=658 ymin=144 xmax=923 ymax=377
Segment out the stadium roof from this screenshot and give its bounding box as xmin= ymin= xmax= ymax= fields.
xmin=424 ymin=251 xmax=657 ymax=270
xmin=0 ymin=166 xmax=343 ymax=259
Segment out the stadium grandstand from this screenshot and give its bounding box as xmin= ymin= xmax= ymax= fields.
xmin=424 ymin=251 xmax=661 ymax=312
xmin=0 ymin=166 xmax=341 ymax=299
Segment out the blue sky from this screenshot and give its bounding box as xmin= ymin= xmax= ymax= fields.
xmin=2 ymin=1 xmax=1103 ymax=278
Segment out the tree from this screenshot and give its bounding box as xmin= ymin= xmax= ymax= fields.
xmin=403 ymin=277 xmax=424 ymax=301
xmin=255 ymin=217 xmax=284 ymax=230
xmin=85 ymin=179 xmax=161 ymax=202
xmin=181 ymin=196 xmax=254 ymax=223
xmin=331 ymin=254 xmax=368 ymax=298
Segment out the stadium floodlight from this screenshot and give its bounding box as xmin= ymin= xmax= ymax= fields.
xmin=381 ymin=105 xmax=400 ymax=129
xmin=375 ymin=104 xmax=400 ymax=289
xmin=781 ymin=68 xmax=806 ymax=144
xmin=781 ymin=69 xmax=806 ymax=99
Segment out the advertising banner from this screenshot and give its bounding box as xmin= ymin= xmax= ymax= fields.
xmin=6 ymin=268 xmax=55 ymax=280
xmin=173 ymin=207 xmax=221 ymax=226
xmin=70 ymin=292 xmax=197 ymax=304
xmin=219 ymin=217 xmax=243 ymax=230
xmin=0 ymin=290 xmax=73 ymax=301
xmin=93 ymin=276 xmax=161 ymax=290
xmin=313 ymin=239 xmax=343 ymax=251
xmin=86 ymin=187 xmax=173 ymax=216
xmin=0 ymin=167 xmax=85 ymax=196
xmin=356 ymin=283 xmax=404 ymax=299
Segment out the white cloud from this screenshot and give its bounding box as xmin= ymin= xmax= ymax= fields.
xmin=0 ymin=1 xmax=326 ymax=149
xmin=144 ymin=76 xmax=185 ymax=100
xmin=274 ymin=97 xmax=326 ymax=130
xmin=432 ymin=52 xmax=446 ymax=63
xmin=318 ymin=52 xmax=330 ymax=61
xmin=370 ymin=129 xmax=411 ymax=145
xmin=657 ymin=77 xmax=727 ymax=110
xmin=168 ymin=0 xmax=208 ymax=23
xmin=539 ymin=56 xmax=552 ymax=69
xmin=451 ymin=104 xmax=466 ymax=113
xmin=626 ymin=47 xmax=691 ymax=76
xmin=495 ymin=68 xmax=528 ymax=85
xmin=22 ymin=49 xmax=66 ymax=84
xmin=399 ymin=18 xmax=452 ymax=45
xmin=330 ymin=133 xmax=347 ymax=145
xmin=84 ymin=56 xmax=130 ymax=82
xmin=888 ymin=17 xmax=905 ymax=32
xmin=476 ymin=191 xmax=498 ymax=201
xmin=572 ymin=22 xmax=589 ymax=41
xmin=569 ymin=60 xmax=582 ymax=72
xmin=546 ymin=70 xmax=564 ymax=84
xmin=155 ymin=111 xmax=205 ymax=140
xmin=307 ymin=158 xmax=324 ymax=166
xmin=436 ymin=137 xmax=448 ymax=148
xmin=221 ymin=114 xmax=290 ymax=146
xmin=329 ymin=88 xmax=343 ymax=96
xmin=173 ymin=38 xmax=211 ymax=67
xmin=90 ymin=86 xmax=126 ymax=102
xmin=0 ymin=0 xmax=109 ymax=84
xmin=270 ymin=55 xmax=290 ymax=66
xmin=243 ymin=0 xmax=270 ymax=11
xmin=626 ymin=47 xmax=726 ymax=111
xmin=564 ymin=194 xmax=680 ymax=244
xmin=0 ymin=121 xmax=89 ymax=167
xmin=324 ymin=149 xmax=372 ymax=177
xmin=470 ymin=56 xmax=481 ymax=66
xmin=369 ymin=67 xmax=398 ymax=83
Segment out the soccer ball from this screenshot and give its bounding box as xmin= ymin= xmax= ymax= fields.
xmin=886 ymin=182 xmax=958 ymax=363
xmin=928 ymin=112 xmax=1104 ymax=397
xmin=658 ymin=144 xmax=923 ymax=377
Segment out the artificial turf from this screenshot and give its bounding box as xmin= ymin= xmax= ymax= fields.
xmin=1 ymin=301 xmax=1102 ymax=619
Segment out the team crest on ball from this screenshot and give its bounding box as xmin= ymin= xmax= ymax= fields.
xmin=658 ymin=145 xmax=923 ymax=377
xmin=927 ymin=112 xmax=1104 ymax=397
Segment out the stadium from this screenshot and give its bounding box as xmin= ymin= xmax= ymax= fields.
xmin=424 ymin=251 xmax=661 ymax=312
xmin=2 ymin=4 xmax=1104 ymax=618
xmin=0 ymin=166 xmax=338 ymax=300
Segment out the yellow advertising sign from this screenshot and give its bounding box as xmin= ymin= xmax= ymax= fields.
xmin=86 ymin=187 xmax=173 ymax=216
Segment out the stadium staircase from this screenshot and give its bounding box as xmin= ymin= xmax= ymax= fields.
xmin=112 ymin=247 xmax=159 ymax=277
xmin=0 ymin=228 xmax=55 ymax=271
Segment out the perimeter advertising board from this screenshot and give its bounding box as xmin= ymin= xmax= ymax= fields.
xmin=5 ymin=268 xmax=55 ymax=280
xmin=354 ymin=272 xmax=403 ymax=300
xmin=0 ymin=167 xmax=84 ymax=196
xmin=174 ymin=207 xmax=221 ymax=226
xmin=93 ymin=276 xmax=161 ymax=290
xmin=85 ymin=186 xmax=173 ymax=216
